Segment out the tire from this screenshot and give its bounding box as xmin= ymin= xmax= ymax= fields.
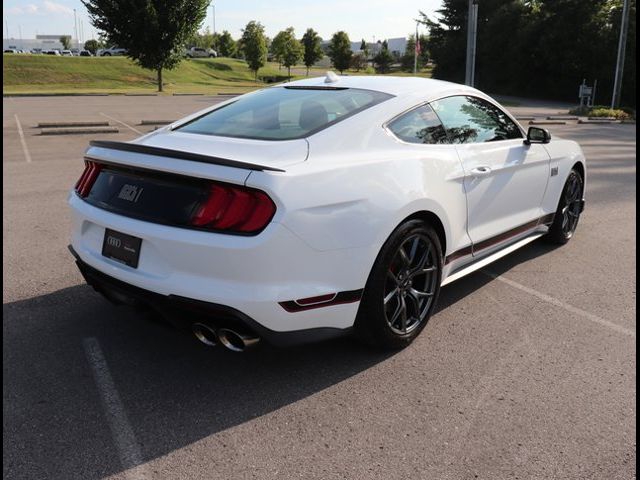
xmin=545 ymin=168 xmax=584 ymax=245
xmin=209 ymin=54 xmax=215 ymax=58
xmin=355 ymin=220 xmax=443 ymax=349
xmin=103 ymin=52 xmax=111 ymax=56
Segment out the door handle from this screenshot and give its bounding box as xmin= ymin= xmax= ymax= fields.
xmin=470 ymin=166 xmax=492 ymax=176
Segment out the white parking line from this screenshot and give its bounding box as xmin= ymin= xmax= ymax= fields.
xmin=83 ymin=337 xmax=149 ymax=479
xmin=483 ymin=270 xmax=635 ymax=337
xmin=100 ymin=112 xmax=143 ymax=135
xmin=14 ymin=114 xmax=32 ymax=163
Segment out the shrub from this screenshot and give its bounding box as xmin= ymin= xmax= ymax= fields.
xmin=568 ymin=105 xmax=631 ymax=120
xmin=589 ymin=108 xmax=630 ymax=120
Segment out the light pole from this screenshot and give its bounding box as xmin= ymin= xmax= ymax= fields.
xmin=73 ymin=8 xmax=79 ymax=48
xmin=465 ymin=0 xmax=478 ymax=87
xmin=5 ymin=17 xmax=9 ymax=40
xmin=210 ymin=2 xmax=216 ymax=52
xmin=413 ymin=21 xmax=419 ymax=74
xmin=611 ymin=0 xmax=630 ymax=108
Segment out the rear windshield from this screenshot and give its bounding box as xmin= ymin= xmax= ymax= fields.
xmin=176 ymin=87 xmax=392 ymax=140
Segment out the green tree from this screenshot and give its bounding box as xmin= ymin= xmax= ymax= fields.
xmin=350 ymin=52 xmax=367 ymax=71
xmin=241 ymin=20 xmax=268 ymax=81
xmin=218 ymin=30 xmax=236 ymax=57
xmin=83 ymin=0 xmax=209 ymax=91
xmin=83 ymin=39 xmax=99 ymax=55
xmin=373 ymin=40 xmax=393 ymax=73
xmin=360 ymin=38 xmax=370 ymax=60
xmin=271 ymin=27 xmax=294 ymax=69
xmin=328 ymin=31 xmax=352 ymax=73
xmin=401 ymin=34 xmax=420 ymax=72
xmin=421 ymin=0 xmax=636 ymax=107
xmin=282 ymin=34 xmax=305 ymax=79
xmin=301 ymin=28 xmax=323 ymax=75
xmin=185 ymin=28 xmax=223 ymax=54
xmin=418 ymin=34 xmax=429 ymax=64
xmin=60 ymin=35 xmax=71 ymax=50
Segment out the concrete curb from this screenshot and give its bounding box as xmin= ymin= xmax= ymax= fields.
xmin=139 ymin=120 xmax=174 ymax=125
xmin=588 ymin=116 xmax=617 ymax=121
xmin=172 ymin=93 xmax=204 ymax=96
xmin=529 ymin=120 xmax=567 ymax=125
xmin=4 ymin=93 xmax=110 ymax=97
xmin=577 ymin=119 xmax=617 ymax=124
xmin=516 ymin=116 xmax=536 ymax=120
xmin=124 ymin=93 xmax=158 ymax=96
xmin=546 ymin=116 xmax=578 ymax=120
xmin=37 ymin=121 xmax=109 ymax=128
xmin=40 ymin=126 xmax=120 ymax=135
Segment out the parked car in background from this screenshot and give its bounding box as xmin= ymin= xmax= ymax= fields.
xmin=70 ymin=48 xmax=80 ymax=56
xmin=61 ymin=50 xmax=73 ymax=56
xmin=68 ymin=74 xmax=586 ymax=351
xmin=79 ymin=50 xmax=93 ymax=57
xmin=45 ymin=50 xmax=61 ymax=56
xmin=99 ymin=47 xmax=128 ymax=56
xmin=4 ymin=49 xmax=18 ymax=54
xmin=31 ymin=48 xmax=43 ymax=54
xmin=185 ymin=47 xmax=217 ymax=58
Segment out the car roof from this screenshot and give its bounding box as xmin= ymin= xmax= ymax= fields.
xmin=282 ymin=74 xmax=478 ymax=99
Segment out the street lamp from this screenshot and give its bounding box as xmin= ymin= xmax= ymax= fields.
xmin=465 ymin=0 xmax=478 ymax=87
xmin=74 ymin=8 xmax=79 ymax=48
xmin=611 ymin=0 xmax=630 ymax=108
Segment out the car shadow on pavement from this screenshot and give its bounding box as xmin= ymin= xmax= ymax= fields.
xmin=436 ymin=237 xmax=562 ymax=312
xmin=3 ymin=284 xmax=393 ymax=479
xmin=3 ymin=238 xmax=560 ymax=479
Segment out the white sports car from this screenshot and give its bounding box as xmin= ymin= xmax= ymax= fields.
xmin=68 ymin=74 xmax=586 ymax=351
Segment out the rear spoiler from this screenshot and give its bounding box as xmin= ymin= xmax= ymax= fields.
xmin=87 ymin=140 xmax=286 ymax=173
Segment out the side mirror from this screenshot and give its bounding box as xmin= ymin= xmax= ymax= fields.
xmin=525 ymin=126 xmax=551 ymax=145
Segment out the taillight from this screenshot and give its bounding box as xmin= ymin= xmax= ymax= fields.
xmin=74 ymin=160 xmax=103 ymax=197
xmin=191 ymin=183 xmax=276 ymax=234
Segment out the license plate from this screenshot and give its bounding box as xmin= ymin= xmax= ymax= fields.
xmin=102 ymin=229 xmax=142 ymax=268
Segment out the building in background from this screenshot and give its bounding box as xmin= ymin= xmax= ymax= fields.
xmin=3 ymin=35 xmax=77 ymax=51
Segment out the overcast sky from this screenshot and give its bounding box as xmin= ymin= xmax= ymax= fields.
xmin=3 ymin=0 xmax=442 ymax=42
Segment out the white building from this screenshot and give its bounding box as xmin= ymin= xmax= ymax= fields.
xmin=3 ymin=34 xmax=78 ymax=51
xmin=321 ymin=37 xmax=408 ymax=58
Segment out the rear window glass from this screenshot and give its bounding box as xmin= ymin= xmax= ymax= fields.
xmin=176 ymin=87 xmax=392 ymax=140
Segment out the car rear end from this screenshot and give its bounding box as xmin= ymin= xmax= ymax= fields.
xmin=69 ymin=84 xmax=396 ymax=347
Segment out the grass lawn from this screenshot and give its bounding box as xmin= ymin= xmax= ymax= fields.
xmin=3 ymin=55 xmax=291 ymax=94
xmin=2 ymin=54 xmax=433 ymax=95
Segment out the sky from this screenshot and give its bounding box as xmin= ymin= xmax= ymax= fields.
xmin=3 ymin=0 xmax=442 ymax=42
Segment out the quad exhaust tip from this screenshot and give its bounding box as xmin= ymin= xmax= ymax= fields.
xmin=192 ymin=323 xmax=260 ymax=352
xmin=192 ymin=322 xmax=218 ymax=347
xmin=217 ymin=328 xmax=260 ymax=352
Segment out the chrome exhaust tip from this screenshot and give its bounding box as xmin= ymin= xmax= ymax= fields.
xmin=192 ymin=322 xmax=218 ymax=347
xmin=217 ymin=328 xmax=260 ymax=352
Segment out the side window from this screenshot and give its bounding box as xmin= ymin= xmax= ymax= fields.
xmin=387 ymin=104 xmax=448 ymax=144
xmin=430 ymin=96 xmax=522 ymax=144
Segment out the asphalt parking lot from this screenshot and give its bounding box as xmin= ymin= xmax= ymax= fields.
xmin=3 ymin=95 xmax=636 ymax=480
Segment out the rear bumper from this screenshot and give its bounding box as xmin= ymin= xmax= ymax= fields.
xmin=70 ymin=245 xmax=350 ymax=347
xmin=69 ymin=192 xmax=368 ymax=333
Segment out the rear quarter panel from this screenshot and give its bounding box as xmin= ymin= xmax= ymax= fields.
xmin=245 ymin=105 xmax=471 ymax=284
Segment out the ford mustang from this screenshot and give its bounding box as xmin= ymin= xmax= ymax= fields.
xmin=68 ymin=74 xmax=586 ymax=351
